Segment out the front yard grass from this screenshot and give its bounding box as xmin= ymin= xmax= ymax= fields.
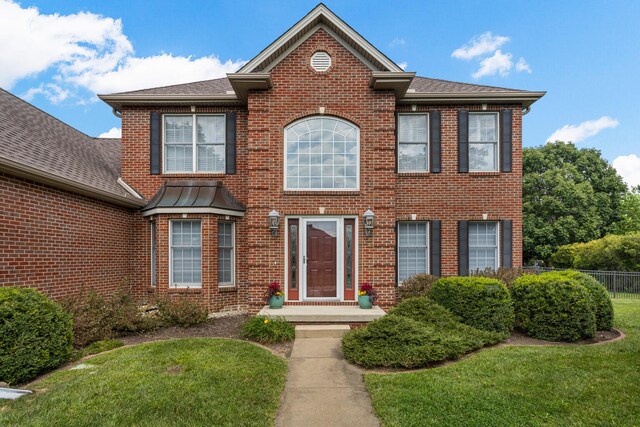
xmin=0 ymin=338 xmax=287 ymax=427
xmin=365 ymin=299 xmax=640 ymax=426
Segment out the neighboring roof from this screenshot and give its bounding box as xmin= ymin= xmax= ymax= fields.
xmin=141 ymin=180 xmax=246 ymax=217
xmin=0 ymin=88 xmax=144 ymax=207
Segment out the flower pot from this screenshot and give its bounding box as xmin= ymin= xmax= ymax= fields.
xmin=358 ymin=295 xmax=372 ymax=309
xmin=269 ymin=296 xmax=284 ymax=309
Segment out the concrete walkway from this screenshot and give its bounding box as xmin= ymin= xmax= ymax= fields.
xmin=276 ymin=336 xmax=380 ymax=427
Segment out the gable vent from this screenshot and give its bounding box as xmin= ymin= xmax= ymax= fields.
xmin=311 ymin=51 xmax=332 ymax=71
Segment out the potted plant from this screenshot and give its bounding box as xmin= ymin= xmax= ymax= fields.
xmin=358 ymin=282 xmax=377 ymax=309
xmin=265 ymin=281 xmax=284 ymax=309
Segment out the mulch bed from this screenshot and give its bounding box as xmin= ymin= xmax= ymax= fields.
xmin=118 ymin=315 xmax=294 ymax=358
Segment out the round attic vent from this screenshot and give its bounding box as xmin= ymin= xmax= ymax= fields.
xmin=311 ymin=51 xmax=332 ymax=71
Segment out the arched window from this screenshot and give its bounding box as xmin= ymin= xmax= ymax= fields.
xmin=285 ymin=117 xmax=359 ymax=190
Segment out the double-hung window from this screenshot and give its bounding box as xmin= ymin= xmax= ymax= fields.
xmin=164 ymin=115 xmax=225 ymax=173
xmin=469 ymin=113 xmax=498 ymax=172
xmin=398 ymin=114 xmax=428 ymax=172
xmin=469 ymin=222 xmax=499 ymax=271
xmin=218 ymin=222 xmax=235 ymax=287
xmin=397 ymin=222 xmax=429 ymax=284
xmin=170 ymin=220 xmax=202 ymax=288
xmin=284 ymin=117 xmax=359 ymax=190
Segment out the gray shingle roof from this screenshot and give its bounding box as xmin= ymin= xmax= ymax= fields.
xmin=104 ymin=75 xmax=528 ymax=97
xmin=0 ymin=88 xmax=132 ymax=201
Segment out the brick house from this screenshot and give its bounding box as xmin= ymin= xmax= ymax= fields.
xmin=1 ymin=4 xmax=544 ymax=313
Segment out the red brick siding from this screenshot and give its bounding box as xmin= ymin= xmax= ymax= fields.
xmin=0 ymin=173 xmax=134 ymax=300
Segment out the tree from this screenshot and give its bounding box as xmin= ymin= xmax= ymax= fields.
xmin=523 ymin=142 xmax=627 ymax=262
xmin=610 ymin=186 xmax=640 ymax=235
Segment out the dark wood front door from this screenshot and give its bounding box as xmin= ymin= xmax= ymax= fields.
xmin=306 ymin=221 xmax=337 ymax=298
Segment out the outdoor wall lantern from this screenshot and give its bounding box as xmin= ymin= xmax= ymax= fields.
xmin=363 ymin=208 xmax=375 ymax=238
xmin=268 ymin=209 xmax=280 ymax=237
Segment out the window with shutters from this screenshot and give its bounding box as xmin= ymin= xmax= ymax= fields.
xmin=311 ymin=51 xmax=332 ymax=71
xmin=398 ymin=113 xmax=429 ymax=172
xmin=164 ymin=114 xmax=225 ymax=173
xmin=468 ymin=113 xmax=499 ymax=172
xmin=170 ymin=220 xmax=202 ymax=288
xmin=397 ymin=222 xmax=429 ymax=284
xmin=218 ymin=221 xmax=235 ymax=287
xmin=469 ymin=221 xmax=499 ymax=271
xmin=285 ymin=116 xmax=359 ymax=190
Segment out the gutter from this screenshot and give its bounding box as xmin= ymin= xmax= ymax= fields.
xmin=399 ymin=91 xmax=547 ymax=107
xmin=0 ymin=156 xmax=146 ymax=208
xmin=98 ymin=93 xmax=242 ymax=110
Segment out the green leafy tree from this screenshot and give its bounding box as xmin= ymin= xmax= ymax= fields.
xmin=523 ymin=142 xmax=627 ymax=261
xmin=610 ymin=186 xmax=640 ymax=235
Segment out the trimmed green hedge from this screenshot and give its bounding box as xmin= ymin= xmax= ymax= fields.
xmin=429 ymin=277 xmax=514 ymax=334
xmin=550 ymin=233 xmax=640 ymax=271
xmin=0 ymin=287 xmax=73 ymax=385
xmin=554 ymin=270 xmax=614 ymax=330
xmin=511 ymin=273 xmax=596 ymax=341
xmin=342 ymin=298 xmax=504 ymax=369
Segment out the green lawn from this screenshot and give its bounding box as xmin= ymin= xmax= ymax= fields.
xmin=0 ymin=338 xmax=287 ymax=427
xmin=365 ymin=299 xmax=640 ymax=426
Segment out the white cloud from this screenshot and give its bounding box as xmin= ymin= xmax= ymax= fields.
xmin=472 ymin=50 xmax=513 ymax=79
xmin=547 ymin=116 xmax=619 ymax=143
xmin=0 ymin=0 xmax=244 ymax=101
xmin=613 ymin=155 xmax=640 ymax=188
xmin=516 ymin=57 xmax=532 ymax=73
xmin=389 ymin=37 xmax=406 ymax=48
xmin=451 ymin=32 xmax=509 ymax=60
xmin=23 ymin=83 xmax=71 ymax=104
xmin=98 ymin=127 xmax=121 ymax=138
xmin=397 ymin=61 xmax=408 ymax=70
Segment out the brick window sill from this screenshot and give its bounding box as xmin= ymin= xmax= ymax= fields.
xmin=218 ymin=286 xmax=238 ymax=293
xmin=167 ymin=288 xmax=203 ymax=294
xmin=284 ymin=191 xmax=360 ymax=196
xmin=397 ymin=172 xmax=431 ymax=177
xmin=468 ymin=172 xmax=502 ymax=177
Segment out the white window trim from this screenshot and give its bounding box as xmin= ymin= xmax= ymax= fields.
xmin=218 ymin=221 xmax=235 ymax=288
xmin=283 ymin=116 xmax=360 ymax=191
xmin=397 ymin=221 xmax=430 ymax=286
xmin=468 ymin=111 xmax=499 ymax=173
xmin=150 ymin=221 xmax=156 ymax=287
xmin=468 ymin=221 xmax=500 ymax=271
xmin=169 ymin=219 xmax=202 ymax=288
xmin=162 ymin=114 xmax=226 ymax=174
xmin=397 ymin=112 xmax=430 ymax=173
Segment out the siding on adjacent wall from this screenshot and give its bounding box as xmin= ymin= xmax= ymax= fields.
xmin=0 ymin=173 xmax=134 ymax=300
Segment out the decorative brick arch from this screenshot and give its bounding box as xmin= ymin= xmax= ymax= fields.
xmin=282 ymin=109 xmax=361 ymax=129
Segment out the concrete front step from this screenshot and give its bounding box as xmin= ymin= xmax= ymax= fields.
xmin=295 ymin=325 xmax=351 ymax=338
xmin=258 ymin=305 xmax=386 ymax=323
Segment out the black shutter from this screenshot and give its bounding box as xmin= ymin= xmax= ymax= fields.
xmin=500 ymin=109 xmax=513 ymax=172
xmin=430 ymin=111 xmax=441 ymax=173
xmin=149 ymin=112 xmax=161 ymax=175
xmin=501 ymin=220 xmax=513 ymax=268
xmin=394 ymin=221 xmax=399 ymax=286
xmin=458 ymin=220 xmax=469 ymax=276
xmin=225 ymin=112 xmax=237 ymax=175
xmin=394 ymin=113 xmax=399 ymax=174
xmin=430 ymin=220 xmax=441 ymax=276
xmin=458 ymin=110 xmax=469 ymax=173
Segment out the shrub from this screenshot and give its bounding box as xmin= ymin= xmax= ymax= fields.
xmin=241 ymin=316 xmax=295 ymax=344
xmin=550 ymin=233 xmax=640 ymax=271
xmin=342 ymin=313 xmax=502 ymax=369
xmin=471 ymin=267 xmax=528 ymax=288
xmin=0 ymin=287 xmax=73 ymax=385
xmin=388 ymin=297 xmax=461 ymax=328
xmin=155 ymin=295 xmax=209 ymax=327
xmin=429 ymin=277 xmax=514 ymax=334
xmin=511 ymin=273 xmax=596 ymax=341
xmin=554 ymin=270 xmax=614 ymax=330
xmin=397 ymin=274 xmax=438 ymax=302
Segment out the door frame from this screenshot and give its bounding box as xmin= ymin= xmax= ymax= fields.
xmin=284 ymin=216 xmax=358 ymax=302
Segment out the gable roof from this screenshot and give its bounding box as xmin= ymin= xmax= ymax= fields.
xmin=0 ymin=88 xmax=144 ymax=207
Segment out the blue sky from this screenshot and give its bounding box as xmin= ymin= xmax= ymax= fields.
xmin=2 ymin=0 xmax=639 ymax=186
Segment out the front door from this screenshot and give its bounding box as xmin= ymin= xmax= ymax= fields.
xmin=305 ymin=220 xmax=337 ymax=298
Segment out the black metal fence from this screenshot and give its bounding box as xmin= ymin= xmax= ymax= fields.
xmin=532 ymin=267 xmax=640 ymax=299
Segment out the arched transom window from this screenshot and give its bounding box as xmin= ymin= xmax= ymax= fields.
xmin=285 ymin=117 xmax=359 ymax=190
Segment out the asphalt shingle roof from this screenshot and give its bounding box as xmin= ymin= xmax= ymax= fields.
xmin=0 ymin=88 xmax=129 ymax=200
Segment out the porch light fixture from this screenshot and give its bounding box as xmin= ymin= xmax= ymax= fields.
xmin=363 ymin=208 xmax=375 ymax=238
xmin=268 ymin=209 xmax=280 ymax=237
